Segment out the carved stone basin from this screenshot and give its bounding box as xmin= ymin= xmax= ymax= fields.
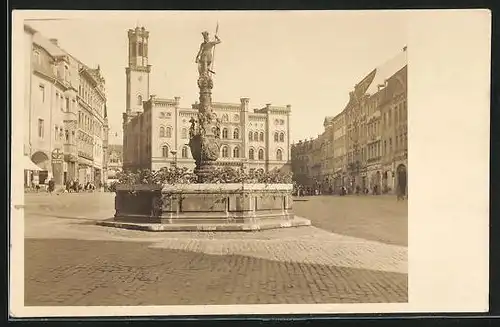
xmin=97 ymin=183 xmax=311 ymax=232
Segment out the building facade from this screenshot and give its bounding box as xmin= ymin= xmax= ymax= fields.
xmin=24 ymin=24 xmax=108 ymax=188
xmin=107 ymin=144 xmax=123 ymax=179
xmin=122 ymin=26 xmax=291 ymax=173
xmin=291 ymin=48 xmax=408 ymax=195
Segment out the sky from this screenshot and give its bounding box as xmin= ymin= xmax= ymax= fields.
xmin=25 ymin=11 xmax=408 ymax=145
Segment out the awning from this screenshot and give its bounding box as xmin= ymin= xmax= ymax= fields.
xmin=24 ymin=156 xmax=43 ymax=171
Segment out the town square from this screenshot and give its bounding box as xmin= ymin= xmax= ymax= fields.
xmin=19 ymin=11 xmax=408 ymax=307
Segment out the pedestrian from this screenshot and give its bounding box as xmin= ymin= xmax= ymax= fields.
xmin=47 ymin=178 xmax=55 ymax=195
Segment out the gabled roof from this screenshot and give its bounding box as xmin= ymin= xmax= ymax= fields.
xmin=366 ymin=49 xmax=407 ymax=95
xmin=32 ymin=32 xmax=67 ymax=58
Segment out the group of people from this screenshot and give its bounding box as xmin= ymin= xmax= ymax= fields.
xmin=294 ymin=183 xmax=406 ymax=200
xmin=64 ymin=180 xmax=101 ymax=193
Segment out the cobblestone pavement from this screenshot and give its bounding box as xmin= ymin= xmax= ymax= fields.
xmin=22 ymin=192 xmax=408 ymax=306
xmin=293 ymin=195 xmax=407 ymax=246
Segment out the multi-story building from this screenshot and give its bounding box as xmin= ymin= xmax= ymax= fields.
xmin=291 ymin=47 xmax=407 ymax=195
xmin=122 ymin=26 xmax=291 ymax=173
xmin=24 ymin=24 xmax=108 ymax=188
xmin=107 ymin=144 xmax=123 ymax=179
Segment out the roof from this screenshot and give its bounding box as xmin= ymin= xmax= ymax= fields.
xmin=366 ymin=49 xmax=407 ymax=95
xmin=32 ymin=32 xmax=67 ymax=58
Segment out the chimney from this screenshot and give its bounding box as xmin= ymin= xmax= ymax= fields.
xmin=49 ymin=38 xmax=58 ymax=46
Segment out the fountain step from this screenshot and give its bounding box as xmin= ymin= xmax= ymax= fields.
xmin=96 ymin=216 xmax=311 ymax=232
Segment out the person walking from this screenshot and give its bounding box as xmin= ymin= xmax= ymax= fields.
xmin=47 ymin=178 xmax=55 ymax=195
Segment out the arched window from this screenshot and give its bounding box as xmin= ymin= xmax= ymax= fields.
xmin=159 ymin=127 xmax=165 ymax=137
xmin=162 ymin=145 xmax=169 ymax=158
xmin=279 ymin=132 xmax=285 ymax=142
xmin=253 ymin=132 xmax=259 ymax=141
xmin=276 ymin=149 xmax=283 ymax=161
xmin=165 ymin=127 xmax=172 ymax=138
xmin=258 ymin=149 xmax=264 ymax=160
xmin=274 ymin=132 xmax=279 ymax=142
xmin=181 ymin=128 xmax=187 ymax=139
xmin=249 ymin=148 xmax=255 ymax=160
xmin=222 ymin=128 xmax=228 ymax=139
xmin=249 ymin=131 xmax=253 ymax=141
xmin=233 ymin=146 xmax=240 ymax=158
xmin=259 ymin=132 xmax=264 ymax=142
xmin=137 ymin=94 xmax=143 ymax=106
xmin=233 ymin=128 xmax=239 ymax=139
xmin=181 ymin=146 xmax=189 ymax=158
xmin=221 ymin=146 xmax=229 ymax=158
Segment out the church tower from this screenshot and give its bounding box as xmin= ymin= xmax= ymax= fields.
xmin=125 ymin=26 xmax=151 ymax=115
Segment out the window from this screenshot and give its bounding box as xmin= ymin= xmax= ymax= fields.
xmin=144 ymin=43 xmax=148 ymax=57
xmin=233 ymin=146 xmax=240 ymax=158
xmin=65 ymin=97 xmax=70 ymax=112
xmin=160 ymin=127 xmax=165 ymax=137
xmin=138 ymin=42 xmax=143 ymax=56
xmin=137 ymin=95 xmax=142 ymax=106
xmin=34 ymin=50 xmax=40 ymax=65
xmin=165 ymin=127 xmax=172 ymax=138
xmin=249 ymin=148 xmax=255 ymax=160
xmin=233 ymin=128 xmax=239 ymax=139
xmin=222 ymin=146 xmax=229 ymax=158
xmin=39 ymin=84 xmax=45 ymax=103
xmin=222 ymin=128 xmax=228 ymax=139
xmin=65 ymin=130 xmax=69 ymax=142
xmin=276 ymin=149 xmax=283 ymax=161
xmin=259 ymin=132 xmax=264 ymax=142
xmin=274 ymin=132 xmax=279 ymax=142
xmin=248 ymin=131 xmax=253 ymax=141
xmin=258 ymin=149 xmax=264 ymax=160
xmin=38 ymin=119 xmax=44 ymax=138
xmin=181 ymin=146 xmax=189 ymax=159
xmin=253 ymin=132 xmax=258 ymax=141
xmin=181 ymin=128 xmax=187 ymax=139
xmin=162 ymin=145 xmax=169 ymax=157
xmin=279 ymin=132 xmax=285 ymax=142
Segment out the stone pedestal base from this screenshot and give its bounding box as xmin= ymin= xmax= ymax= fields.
xmin=100 ymin=183 xmax=310 ymax=232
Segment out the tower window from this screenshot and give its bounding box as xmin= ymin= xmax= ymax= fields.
xmin=137 ymin=95 xmax=143 ymax=106
xmin=248 ymin=131 xmax=253 ymax=141
xmin=181 ymin=128 xmax=187 ymax=139
xmin=259 ymin=132 xmax=264 ymax=142
xmin=279 ymin=132 xmax=285 ymax=142
xmin=222 ymin=128 xmax=228 ymax=139
xmin=221 ymin=146 xmax=229 ymax=158
xmin=138 ymin=42 xmax=143 ymax=56
xmin=249 ymin=148 xmax=255 ymax=160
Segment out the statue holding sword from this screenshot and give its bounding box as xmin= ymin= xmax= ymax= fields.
xmin=195 ymin=24 xmax=221 ymax=76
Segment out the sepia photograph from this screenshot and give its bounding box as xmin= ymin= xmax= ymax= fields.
xmin=10 ymin=9 xmax=490 ymax=317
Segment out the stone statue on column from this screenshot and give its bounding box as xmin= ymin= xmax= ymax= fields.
xmin=189 ymin=29 xmax=222 ymax=182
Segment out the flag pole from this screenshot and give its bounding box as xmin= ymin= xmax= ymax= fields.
xmin=211 ymin=22 xmax=219 ymax=72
